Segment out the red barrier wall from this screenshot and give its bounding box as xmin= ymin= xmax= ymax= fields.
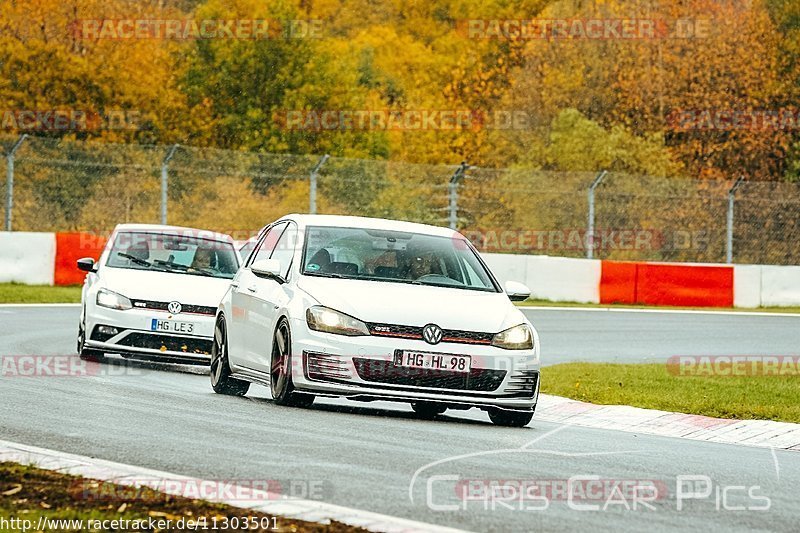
xmin=599 ymin=261 xmax=638 ymax=304
xmin=54 ymin=233 xmax=108 ymax=286
xmin=601 ymin=261 xmax=733 ymax=307
xmin=637 ymin=263 xmax=733 ymax=307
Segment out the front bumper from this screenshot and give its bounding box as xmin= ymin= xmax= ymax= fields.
xmin=289 ymin=318 xmax=540 ymax=411
xmin=85 ymin=305 xmax=214 ymax=364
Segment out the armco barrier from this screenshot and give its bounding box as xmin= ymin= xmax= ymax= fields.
xmin=54 ymin=233 xmax=107 ymax=286
xmin=482 ymin=253 xmax=601 ymax=303
xmin=733 ymin=265 xmax=762 ymax=308
xmin=760 ymin=265 xmax=800 ymax=307
xmin=597 ymin=260 xmax=637 ymax=304
xmin=525 ymin=256 xmax=601 ymax=303
xmin=0 ymin=232 xmax=56 ymax=285
xmin=1 ymin=232 xmax=799 ymax=307
xmin=600 ymin=261 xmax=734 ymax=307
xmin=636 ymin=262 xmax=733 ymax=307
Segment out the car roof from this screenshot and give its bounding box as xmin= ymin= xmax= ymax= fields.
xmin=278 ymin=214 xmax=462 ymax=239
xmin=112 ymin=223 xmax=235 ymax=243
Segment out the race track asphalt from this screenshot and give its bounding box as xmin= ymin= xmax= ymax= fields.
xmin=520 ymin=306 xmax=800 ymax=364
xmin=1 ymin=305 xmax=798 ymax=532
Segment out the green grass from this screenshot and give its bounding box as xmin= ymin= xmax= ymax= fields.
xmin=1 ymin=281 xmax=800 ymax=317
xmin=542 ymin=362 xmax=800 ymax=423
xmin=0 ymin=283 xmax=82 ymax=304
xmin=517 ymin=298 xmax=800 ymax=314
xmin=2 ymin=282 xmax=800 ymax=313
xmin=0 ymin=462 xmax=361 ymax=533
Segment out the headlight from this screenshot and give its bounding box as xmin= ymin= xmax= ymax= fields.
xmin=96 ymin=289 xmax=133 ymax=310
xmin=306 ymin=306 xmax=370 ymax=336
xmin=492 ymin=324 xmax=533 ymax=350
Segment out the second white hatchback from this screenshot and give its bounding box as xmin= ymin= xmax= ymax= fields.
xmin=78 ymin=224 xmax=240 ymax=364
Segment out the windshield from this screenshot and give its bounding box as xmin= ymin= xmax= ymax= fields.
xmin=302 ymin=226 xmax=499 ymax=292
xmin=105 ymin=231 xmax=239 ymax=279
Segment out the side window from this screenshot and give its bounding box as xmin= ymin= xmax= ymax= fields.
xmin=247 ymin=222 xmax=287 ymax=267
xmin=269 ymin=223 xmax=298 ymax=279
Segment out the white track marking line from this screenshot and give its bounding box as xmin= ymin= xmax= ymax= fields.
xmin=520 ymin=305 xmax=800 ymax=317
xmin=0 ymin=439 xmax=468 ymax=533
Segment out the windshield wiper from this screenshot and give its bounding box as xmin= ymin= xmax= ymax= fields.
xmin=411 ymin=279 xmax=443 ymax=286
xmin=117 ymin=252 xmax=157 ymax=268
xmin=411 ymin=279 xmax=487 ymax=291
xmin=154 ymin=259 xmax=190 ymax=271
xmin=304 ymin=271 xmax=345 ymax=279
xmin=186 ymin=267 xmax=215 ymax=277
xmin=153 ymin=259 xmax=215 ymax=277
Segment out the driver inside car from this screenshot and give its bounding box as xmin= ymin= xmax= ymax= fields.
xmin=191 ymin=245 xmax=215 ymax=271
xmin=407 ymin=250 xmax=438 ymax=279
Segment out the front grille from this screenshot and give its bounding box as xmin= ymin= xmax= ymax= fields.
xmin=353 ymin=358 xmax=506 ymax=391
xmin=117 ymin=333 xmax=212 ymax=354
xmin=131 ymin=299 xmax=216 ymax=316
xmin=442 ymin=329 xmax=493 ymax=344
xmin=367 ymin=323 xmax=494 ymax=345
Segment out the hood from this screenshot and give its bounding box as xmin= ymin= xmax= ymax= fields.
xmin=297 ymin=276 xmax=525 ymax=333
xmin=100 ymin=267 xmax=231 ymax=306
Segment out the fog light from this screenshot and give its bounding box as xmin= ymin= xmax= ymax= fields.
xmin=97 ymin=326 xmax=119 ymax=335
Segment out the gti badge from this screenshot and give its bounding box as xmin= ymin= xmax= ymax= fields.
xmin=422 ymin=323 xmax=443 ymax=345
xmin=167 ymin=301 xmax=182 ymax=314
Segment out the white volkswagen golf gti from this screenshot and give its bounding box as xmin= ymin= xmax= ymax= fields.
xmin=77 ymin=224 xmax=240 ymax=364
xmin=212 ymin=215 xmax=540 ymax=427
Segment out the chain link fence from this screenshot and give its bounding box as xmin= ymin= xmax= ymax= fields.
xmin=2 ymin=134 xmax=799 ymax=265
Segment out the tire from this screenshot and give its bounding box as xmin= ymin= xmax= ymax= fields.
xmin=411 ymin=402 xmax=447 ymax=419
xmin=77 ymin=318 xmax=104 ymax=362
xmin=270 ymin=318 xmax=314 ymax=408
xmin=210 ymin=316 xmax=250 ymax=396
xmin=488 ymin=408 xmax=534 ymax=428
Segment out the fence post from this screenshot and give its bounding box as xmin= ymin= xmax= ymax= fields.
xmin=586 ymin=170 xmax=607 ymax=259
xmin=726 ymin=176 xmax=744 ymax=264
xmin=309 ymin=154 xmax=329 ymax=214
xmin=448 ymin=162 xmax=469 ymax=230
xmin=160 ymin=144 xmax=179 ymax=225
xmin=5 ymin=134 xmax=28 ymax=232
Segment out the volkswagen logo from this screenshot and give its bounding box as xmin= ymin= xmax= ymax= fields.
xmin=422 ymin=324 xmax=443 ymax=345
xmin=167 ymin=301 xmax=182 ymax=314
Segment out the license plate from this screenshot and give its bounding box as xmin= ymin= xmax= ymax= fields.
xmin=150 ymin=319 xmax=195 ymax=334
xmin=394 ymin=350 xmax=471 ymax=373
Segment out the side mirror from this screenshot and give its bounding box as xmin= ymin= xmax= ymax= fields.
xmin=251 ymin=258 xmax=284 ymax=282
xmin=504 ymin=280 xmax=531 ymax=302
xmin=77 ymin=257 xmax=97 ymax=273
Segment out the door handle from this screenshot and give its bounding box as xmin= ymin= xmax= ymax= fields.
xmin=247 ymin=285 xmax=257 ymax=293
xmin=230 ymin=282 xmax=239 ymax=288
